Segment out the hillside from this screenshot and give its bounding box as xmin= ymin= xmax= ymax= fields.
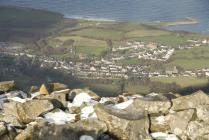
xmin=1 ymin=6 xmax=209 ymax=96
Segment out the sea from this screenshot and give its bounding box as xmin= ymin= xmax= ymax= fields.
xmin=0 ymin=0 xmax=209 ymax=34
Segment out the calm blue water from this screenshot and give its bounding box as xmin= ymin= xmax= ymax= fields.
xmin=0 ymin=0 xmax=209 ymax=34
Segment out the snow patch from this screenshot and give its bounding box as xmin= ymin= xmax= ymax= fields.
xmin=99 ymin=97 xmax=112 ymax=104
xmin=128 ymin=94 xmax=144 ymax=100
xmin=30 ymin=92 xmax=41 ymax=100
xmin=8 ymin=92 xmax=42 ymax=103
xmin=8 ymin=97 xmax=26 ymax=103
xmin=112 ymin=100 xmax=133 ymax=110
xmin=73 ymin=92 xmax=93 ymax=106
xmin=81 ymin=106 xmax=97 ymax=119
xmin=79 ymin=135 xmax=94 ymax=140
xmin=44 ymin=110 xmax=76 ymax=125
xmin=147 ymin=93 xmax=159 ymax=97
xmin=155 ymin=116 xmax=166 ymax=124
xmin=151 ymin=132 xmax=179 ymax=140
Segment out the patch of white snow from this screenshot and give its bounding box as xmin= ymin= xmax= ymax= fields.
xmin=151 ymin=132 xmax=179 ymax=140
xmin=99 ymin=97 xmax=112 ymax=104
xmin=112 ymin=100 xmax=133 ymax=110
xmin=73 ymin=92 xmax=92 ymax=106
xmin=155 ymin=116 xmax=166 ymax=124
xmin=81 ymin=106 xmax=97 ymax=119
xmin=80 ymin=135 xmax=94 ymax=140
xmin=8 ymin=97 xmax=26 ymax=103
xmin=44 ymin=110 xmax=76 ymax=125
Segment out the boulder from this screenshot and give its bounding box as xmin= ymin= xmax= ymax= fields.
xmin=4 ymin=100 xmax=54 ymax=124
xmin=0 ymin=125 xmax=17 ymax=140
xmin=166 ymin=109 xmax=194 ymax=136
xmin=29 ymin=86 xmax=39 ymax=94
xmin=196 ymin=105 xmax=209 ymax=123
xmin=15 ymin=120 xmax=44 ymax=140
xmin=1 ymin=115 xmax=23 ymax=128
xmin=15 ymin=119 xmax=107 ymax=140
xmin=7 ymin=90 xmax=28 ymax=99
xmin=72 ymin=119 xmax=107 ymax=139
xmin=116 ymin=95 xmax=128 ymax=103
xmin=0 ymin=81 xmax=15 ymax=92
xmin=51 ymin=83 xmax=68 ymax=91
xmin=3 ymin=101 xmax=19 ymax=118
xmin=126 ymin=97 xmax=171 ymax=114
xmin=150 ymin=116 xmax=170 ymax=133
xmin=0 ymin=122 xmax=7 ymax=136
xmin=171 ymin=90 xmax=209 ymax=111
xmin=94 ymin=104 xmax=152 ymax=140
xmin=39 ymin=84 xmax=50 ymax=95
xmin=40 ymin=89 xmax=70 ymax=107
xmin=161 ymin=92 xmax=181 ymax=100
xmin=186 ymin=121 xmax=209 ymax=140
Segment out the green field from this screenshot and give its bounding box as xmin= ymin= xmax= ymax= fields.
xmin=48 ymin=36 xmax=108 ymax=56
xmin=151 ymin=76 xmax=208 ymax=88
xmin=126 ymin=83 xmax=150 ymax=94
xmin=133 ymin=34 xmax=188 ymax=47
xmin=125 ymin=29 xmax=170 ymax=38
xmin=86 ymin=82 xmax=121 ymax=96
xmin=45 ymin=17 xmax=207 ymax=60
xmin=167 ymin=47 xmax=209 ymax=69
xmin=70 ymin=28 xmax=124 ymax=40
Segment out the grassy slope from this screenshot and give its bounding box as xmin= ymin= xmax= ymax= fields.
xmin=126 ymin=83 xmax=150 ymax=94
xmin=167 ymin=47 xmax=209 ymax=69
xmin=150 ymin=76 xmax=208 ymax=88
xmin=2 ymin=6 xmax=209 ymax=95
xmin=70 ymin=28 xmax=124 ymax=40
xmin=0 ymin=6 xmax=63 ymax=42
xmin=133 ymin=34 xmax=188 ymax=47
xmin=52 ymin=36 xmax=108 ymax=56
xmin=125 ymin=29 xmax=170 ymax=38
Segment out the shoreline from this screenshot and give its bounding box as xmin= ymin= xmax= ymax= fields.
xmin=0 ymin=5 xmax=199 ymax=27
xmin=147 ymin=17 xmax=198 ymax=27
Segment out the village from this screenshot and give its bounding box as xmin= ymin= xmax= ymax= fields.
xmin=1 ymin=38 xmax=209 ymax=81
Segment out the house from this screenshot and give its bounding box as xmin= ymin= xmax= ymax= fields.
xmin=146 ymin=43 xmax=158 ymax=50
xmin=165 ymin=66 xmax=178 ymax=75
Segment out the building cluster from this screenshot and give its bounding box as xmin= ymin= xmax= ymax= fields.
xmin=75 ymin=59 xmax=148 ymax=79
xmin=110 ymin=41 xmax=175 ymax=62
xmin=179 ymin=39 xmax=209 ymax=49
xmin=1 ymin=38 xmax=209 ymax=79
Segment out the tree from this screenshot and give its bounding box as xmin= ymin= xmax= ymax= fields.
xmin=118 ymin=78 xmax=126 ymax=94
xmin=106 ymin=39 xmax=113 ymax=49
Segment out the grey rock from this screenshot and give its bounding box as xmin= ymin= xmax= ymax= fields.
xmin=187 ymin=121 xmax=209 ymax=140
xmin=15 ymin=119 xmax=107 ymax=140
xmin=167 ymin=109 xmax=194 ymax=136
xmin=94 ymin=104 xmax=152 ymax=140
xmin=0 ymin=122 xmax=7 ymax=136
xmin=126 ymin=98 xmax=171 ymax=114
xmin=196 ymin=105 xmax=209 ymax=123
xmin=4 ymin=100 xmax=54 ymax=124
xmin=172 ymin=90 xmax=209 ymax=111
xmin=0 ymin=81 xmax=15 ymax=92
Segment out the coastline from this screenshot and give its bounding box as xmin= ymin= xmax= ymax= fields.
xmin=0 ymin=5 xmax=199 ymax=29
xmin=64 ymin=15 xmax=116 ymax=22
xmin=147 ymin=17 xmax=198 ymax=27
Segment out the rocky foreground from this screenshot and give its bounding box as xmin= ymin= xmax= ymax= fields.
xmin=0 ymin=81 xmax=209 ymax=140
